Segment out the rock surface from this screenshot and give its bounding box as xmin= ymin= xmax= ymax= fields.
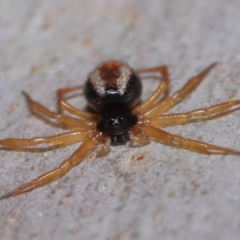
xmin=1 ymin=0 xmax=240 ymax=239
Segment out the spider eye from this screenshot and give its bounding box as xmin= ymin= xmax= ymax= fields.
xmin=84 ymin=60 xmax=142 ymax=113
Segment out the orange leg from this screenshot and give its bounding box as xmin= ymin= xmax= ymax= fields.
xmin=23 ymin=92 xmax=94 ymax=129
xmin=0 ymin=139 xmax=98 ymax=199
xmin=57 ymin=85 xmax=83 ymax=109
xmin=145 ymin=63 xmax=218 ymax=118
xmin=150 ymin=100 xmax=240 ymax=127
xmin=96 ymin=137 xmax=111 ymax=157
xmin=143 ymin=125 xmax=240 ymax=155
xmin=129 ymin=130 xmax=149 ymax=147
xmin=59 ymin=101 xmax=99 ymax=121
xmin=0 ymin=130 xmax=89 ymax=149
xmin=135 ymin=65 xmax=169 ymax=114
xmin=56 ymin=86 xmax=99 ymax=120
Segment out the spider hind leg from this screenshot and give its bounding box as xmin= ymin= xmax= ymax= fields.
xmin=56 ymin=86 xmax=99 ymax=120
xmin=135 ymin=65 xmax=170 ymax=114
xmin=150 ymin=100 xmax=240 ymax=127
xmin=145 ymin=63 xmax=218 ymax=118
xmin=23 ymin=92 xmax=95 ymax=129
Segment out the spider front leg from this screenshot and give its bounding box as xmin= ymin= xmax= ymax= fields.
xmin=150 ymin=100 xmax=240 ymax=127
xmin=145 ymin=63 xmax=218 ymax=118
xmin=129 ymin=121 xmax=150 ymax=147
xmin=0 ymin=139 xmax=99 ymax=199
xmin=144 ymin=125 xmax=240 ymax=155
xmin=96 ymin=137 xmax=111 ymax=157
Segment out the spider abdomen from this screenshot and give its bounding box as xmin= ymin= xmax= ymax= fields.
xmin=97 ymin=112 xmax=138 ymax=145
xmin=84 ymin=60 xmax=142 ymax=113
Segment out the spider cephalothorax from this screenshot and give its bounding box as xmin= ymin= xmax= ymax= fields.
xmin=1 ymin=60 xmax=240 ymax=199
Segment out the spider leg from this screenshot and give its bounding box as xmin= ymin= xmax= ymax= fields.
xmin=129 ymin=127 xmax=150 ymax=147
xmin=150 ymin=100 xmax=240 ymax=127
xmin=57 ymin=85 xmax=83 ymax=110
xmin=57 ymin=86 xmax=99 ymax=120
xmin=59 ymin=101 xmax=99 ymax=121
xmin=23 ymin=92 xmax=95 ymax=129
xmin=0 ymin=139 xmax=98 ymax=199
xmin=96 ymin=137 xmax=111 ymax=157
xmin=144 ymin=125 xmax=240 ymax=155
xmin=0 ymin=130 xmax=89 ymax=149
xmin=135 ymin=65 xmax=169 ymax=114
xmin=145 ymin=63 xmax=218 ymax=118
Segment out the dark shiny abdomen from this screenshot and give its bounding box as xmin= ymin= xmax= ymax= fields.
xmin=84 ymin=71 xmax=142 ymax=114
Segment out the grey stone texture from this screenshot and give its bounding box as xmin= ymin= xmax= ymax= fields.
xmin=1 ymin=0 xmax=240 ymax=239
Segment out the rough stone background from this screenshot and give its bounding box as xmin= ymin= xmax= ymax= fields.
xmin=1 ymin=0 xmax=240 ymax=239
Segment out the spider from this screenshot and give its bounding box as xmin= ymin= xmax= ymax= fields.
xmin=1 ymin=60 xmax=240 ymax=199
